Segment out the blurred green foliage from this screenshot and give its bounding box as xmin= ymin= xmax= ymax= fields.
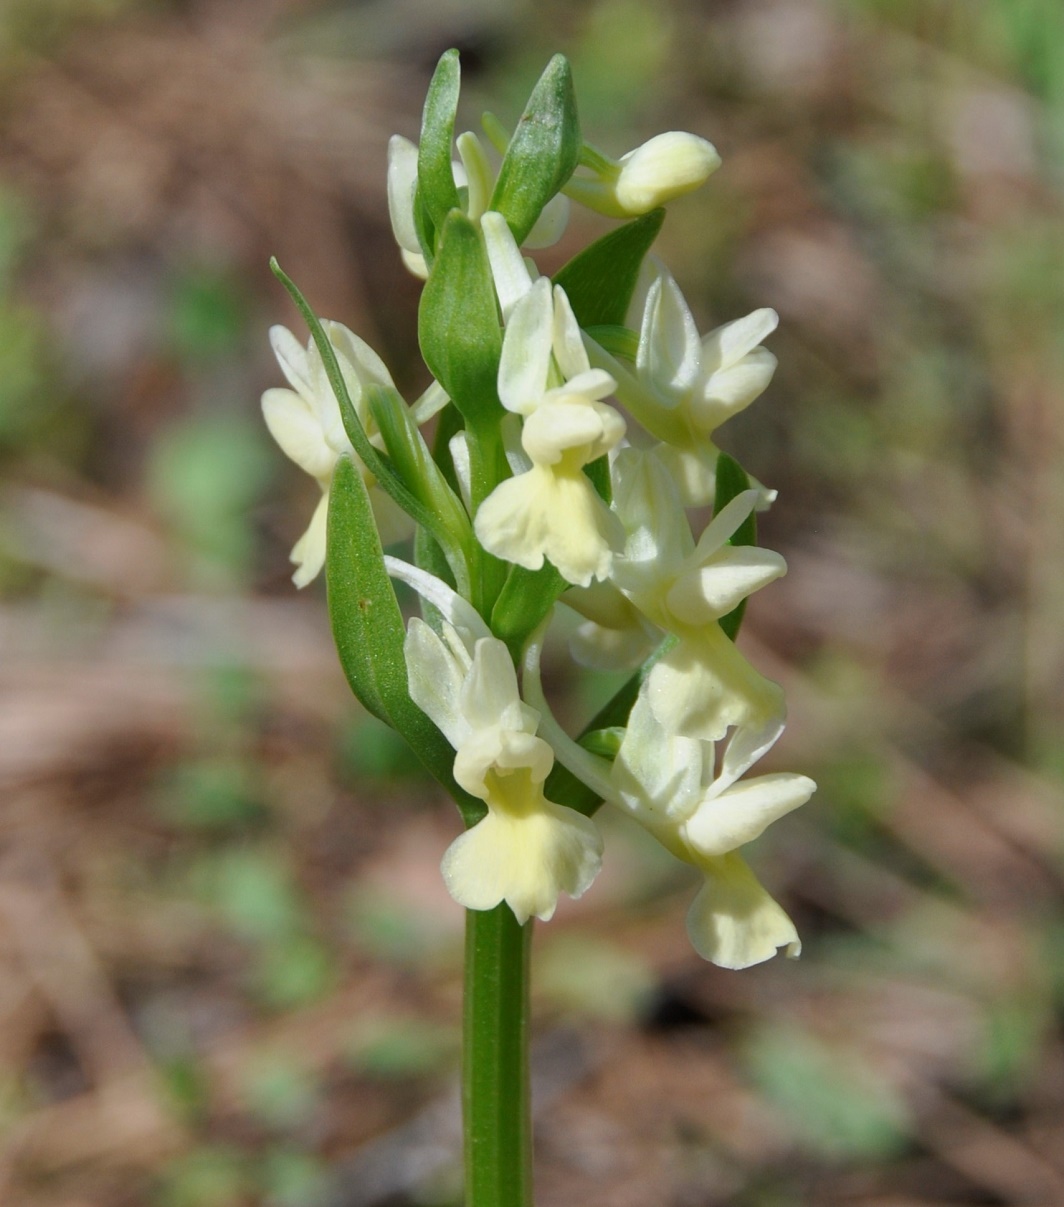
xmin=147 ymin=413 xmax=273 ymax=581
xmin=347 ymin=1017 xmax=459 ymax=1079
xmin=535 ymin=935 xmax=656 ymax=1022
xmin=154 ymin=756 xmax=267 ymax=832
xmin=743 ymin=1025 xmax=910 ymax=1160
xmin=166 ymin=268 xmax=253 ymax=367
xmin=158 ymin=1146 xmax=250 ymax=1207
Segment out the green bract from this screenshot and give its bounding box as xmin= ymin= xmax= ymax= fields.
xmin=416 ymin=49 xmax=462 ymax=247
xmin=554 ymin=208 xmax=665 ymax=327
xmin=418 ymin=210 xmax=502 ymax=427
xmin=326 ymin=457 xmax=484 ymax=827
xmin=489 ymin=54 xmax=581 ymax=245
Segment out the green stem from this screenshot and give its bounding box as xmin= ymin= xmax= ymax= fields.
xmin=465 ymin=420 xmax=509 ymax=618
xmin=464 ymin=904 xmax=533 ymax=1207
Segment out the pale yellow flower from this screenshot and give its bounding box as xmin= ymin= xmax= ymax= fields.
xmin=261 ymin=323 xmax=412 ymax=586
xmin=398 ymin=568 xmax=603 ymax=925
xmin=566 ymin=132 xmax=721 ymax=218
xmin=474 ymin=278 xmax=626 ymax=586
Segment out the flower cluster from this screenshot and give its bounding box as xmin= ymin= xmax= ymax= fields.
xmin=262 ymin=51 xmax=813 ymax=969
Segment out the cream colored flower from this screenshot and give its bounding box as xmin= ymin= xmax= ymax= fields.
xmin=635 ymin=270 xmax=779 ymax=505
xmin=474 ymin=278 xmax=626 ymax=586
xmin=611 ymin=692 xmax=812 ymax=968
xmin=609 ymin=447 xmax=787 ymax=743
xmin=522 ymin=627 xmax=811 ymax=970
xmin=396 ymin=559 xmax=603 ymax=925
xmin=566 ymin=132 xmax=721 ymax=219
xmin=261 ymin=323 xmax=413 ymax=586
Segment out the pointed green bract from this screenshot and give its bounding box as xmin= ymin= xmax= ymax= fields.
xmin=553 ymin=208 xmax=665 ymax=327
xmin=418 ymin=212 xmax=502 ymax=427
xmin=489 ymin=54 xmax=581 ymax=245
xmin=714 ymin=452 xmax=757 ymax=641
xmin=418 ymin=49 xmax=462 ymax=241
xmin=366 ymin=383 xmax=473 ymax=591
xmin=327 ymin=457 xmax=484 ymax=826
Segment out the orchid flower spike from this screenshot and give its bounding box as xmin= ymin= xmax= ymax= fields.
xmin=566 ymin=132 xmax=721 ymax=219
xmin=474 ymin=277 xmax=626 ymax=587
xmin=395 ymin=559 xmax=603 ymax=924
xmin=261 ymin=323 xmax=413 ymax=586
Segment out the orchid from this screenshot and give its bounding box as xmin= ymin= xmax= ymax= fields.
xmin=474 ymin=276 xmax=626 ymax=586
xmin=395 ymin=562 xmax=602 ymax=925
xmin=611 ymin=693 xmax=812 ymax=968
xmin=606 ymin=446 xmax=787 ymax=744
xmin=261 ymin=322 xmax=413 ymax=586
xmin=264 ymin=48 xmax=813 ymax=1201
xmin=564 ymin=131 xmax=721 ymax=218
xmin=590 ymin=267 xmax=780 ymax=507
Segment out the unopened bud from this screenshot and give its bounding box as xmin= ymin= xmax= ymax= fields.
xmin=614 ymin=132 xmax=721 ymax=214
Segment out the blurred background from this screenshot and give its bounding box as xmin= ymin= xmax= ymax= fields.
xmin=2 ymin=0 xmax=1064 ymax=1203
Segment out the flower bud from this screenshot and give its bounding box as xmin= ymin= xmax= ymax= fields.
xmin=614 ymin=132 xmax=721 ymax=214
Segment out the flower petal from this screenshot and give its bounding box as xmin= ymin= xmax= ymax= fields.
xmin=521 ymin=397 xmax=624 ymax=465
xmin=551 ymin=285 xmax=591 ymax=380
xmin=404 ymin=617 xmax=474 ymax=749
xmin=637 ymin=274 xmax=702 ymax=402
xmin=441 ymin=789 xmax=603 ymax=924
xmin=701 ymin=308 xmax=778 ymax=371
xmin=666 ymin=546 xmax=787 ymax=625
xmin=694 ymin=350 xmax=778 ymax=430
xmin=498 ymin=277 xmax=554 ymax=414
xmin=612 ymin=692 xmax=705 ymax=826
xmin=646 ymin=627 xmax=785 ymax=743
xmin=460 ymin=637 xmax=533 ymax=738
xmin=269 ymin=325 xmax=315 ymax=398
xmin=290 ymin=490 xmax=330 ymax=588
xmin=685 ymin=852 xmax=801 ymax=969
xmin=456 ymin=130 xmax=493 ymax=221
xmin=386 ymin=134 xmax=422 ymax=256
xmin=385 ymin=558 xmax=492 ymax=645
xmin=401 ymin=248 xmax=429 ymax=279
xmin=261 ymin=388 xmax=335 ymax=481
xmin=453 ymin=728 xmax=552 ymax=799
xmin=475 ymin=465 xmax=622 ymax=586
xmin=610 ymin=447 xmax=695 ymax=602
xmin=683 ymin=773 xmax=815 ymax=856
xmin=615 ymin=132 xmax=721 ymax=214
xmin=483 ymin=211 xmax=536 ymax=321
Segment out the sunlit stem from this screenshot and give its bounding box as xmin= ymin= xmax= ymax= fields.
xmin=464 ymin=904 xmax=533 ymax=1207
